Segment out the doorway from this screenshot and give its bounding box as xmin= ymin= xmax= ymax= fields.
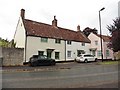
xmin=46 ymin=49 xmax=54 ymax=58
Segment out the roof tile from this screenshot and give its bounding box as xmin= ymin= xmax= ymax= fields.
xmin=23 ymin=19 xmax=90 ymax=43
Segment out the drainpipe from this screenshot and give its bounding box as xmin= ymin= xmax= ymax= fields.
xmin=65 ymin=40 xmax=66 ymax=61
xmin=24 ymin=31 xmax=27 ymax=63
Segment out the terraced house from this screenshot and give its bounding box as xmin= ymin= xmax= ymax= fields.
xmin=88 ymin=33 xmax=113 ymax=59
xmin=14 ymin=9 xmax=91 ymax=62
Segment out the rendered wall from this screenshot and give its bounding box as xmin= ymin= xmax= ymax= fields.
xmin=25 ymin=36 xmax=65 ymax=62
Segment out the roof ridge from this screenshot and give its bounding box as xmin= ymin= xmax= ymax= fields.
xmin=25 ymin=19 xmax=78 ymax=33
xmin=24 ymin=19 xmax=51 ymax=26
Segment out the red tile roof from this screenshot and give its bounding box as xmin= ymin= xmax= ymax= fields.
xmin=96 ymin=34 xmax=111 ymax=42
xmin=23 ymin=19 xmax=90 ymax=43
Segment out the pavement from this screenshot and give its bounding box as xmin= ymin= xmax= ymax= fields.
xmin=2 ymin=61 xmax=102 ymax=72
xmin=2 ymin=61 xmax=118 ymax=73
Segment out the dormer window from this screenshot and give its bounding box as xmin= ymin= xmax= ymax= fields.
xmin=81 ymin=42 xmax=85 ymax=46
xmin=41 ymin=37 xmax=48 ymax=43
xmin=67 ymin=41 xmax=72 ymax=45
xmin=55 ymin=39 xmax=61 ymax=44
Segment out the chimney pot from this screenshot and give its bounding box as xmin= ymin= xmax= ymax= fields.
xmin=77 ymin=25 xmax=80 ymax=31
xmin=21 ymin=9 xmax=25 ymax=19
xmin=52 ymin=16 xmax=57 ymax=27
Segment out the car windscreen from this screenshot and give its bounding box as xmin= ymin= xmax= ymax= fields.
xmin=78 ymin=55 xmax=82 ymax=57
xmin=38 ymin=55 xmax=48 ymax=59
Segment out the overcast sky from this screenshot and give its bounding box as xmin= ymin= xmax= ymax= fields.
xmin=0 ymin=0 xmax=119 ymax=40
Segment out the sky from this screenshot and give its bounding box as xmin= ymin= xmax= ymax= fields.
xmin=0 ymin=0 xmax=119 ymax=40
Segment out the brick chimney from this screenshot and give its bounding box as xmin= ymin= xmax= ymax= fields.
xmin=52 ymin=16 xmax=57 ymax=27
xmin=77 ymin=25 xmax=80 ymax=31
xmin=21 ymin=9 xmax=25 ymax=19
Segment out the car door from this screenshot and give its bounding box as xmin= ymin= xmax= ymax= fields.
xmin=37 ymin=56 xmax=45 ymax=65
xmin=89 ymin=55 xmax=94 ymax=61
xmin=85 ymin=55 xmax=92 ymax=61
xmin=84 ymin=55 xmax=90 ymax=61
xmin=41 ymin=55 xmax=50 ymax=65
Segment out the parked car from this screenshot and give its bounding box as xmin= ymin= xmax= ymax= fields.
xmin=75 ymin=54 xmax=97 ymax=63
xmin=29 ymin=55 xmax=56 ymax=66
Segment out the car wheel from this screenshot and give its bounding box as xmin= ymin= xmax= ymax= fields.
xmin=84 ymin=59 xmax=88 ymax=63
xmin=74 ymin=59 xmax=77 ymax=62
xmin=95 ymin=58 xmax=97 ymax=62
xmin=31 ymin=62 xmax=37 ymax=67
xmin=53 ymin=62 xmax=56 ymax=65
xmin=51 ymin=61 xmax=56 ymax=65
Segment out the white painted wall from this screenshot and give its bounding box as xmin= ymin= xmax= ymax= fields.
xmin=25 ymin=36 xmax=65 ymax=62
xmin=66 ymin=41 xmax=90 ymax=61
xmin=14 ymin=17 xmax=26 ymax=48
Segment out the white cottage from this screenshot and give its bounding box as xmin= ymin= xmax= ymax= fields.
xmin=14 ymin=9 xmax=91 ymax=63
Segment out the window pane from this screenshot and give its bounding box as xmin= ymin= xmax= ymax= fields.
xmin=38 ymin=51 xmax=44 ymax=56
xmin=81 ymin=43 xmax=85 ymax=46
xmin=84 ymin=55 xmax=93 ymax=57
xmin=97 ymin=50 xmax=101 ymax=56
xmin=55 ymin=39 xmax=61 ymax=44
xmin=95 ymin=41 xmax=98 ymax=45
xmin=55 ymin=52 xmax=60 ymax=59
xmin=106 ymin=50 xmax=109 ymax=57
xmin=67 ymin=41 xmax=71 ymax=45
xmin=41 ymin=37 xmax=48 ymax=42
xmin=67 ymin=51 xmax=71 ymax=57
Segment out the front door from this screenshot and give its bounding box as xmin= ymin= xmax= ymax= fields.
xmin=92 ymin=50 xmax=96 ymax=56
xmin=47 ymin=51 xmax=51 ymax=58
xmin=47 ymin=49 xmax=53 ymax=58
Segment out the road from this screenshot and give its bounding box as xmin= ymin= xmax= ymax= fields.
xmin=2 ymin=62 xmax=119 ymax=88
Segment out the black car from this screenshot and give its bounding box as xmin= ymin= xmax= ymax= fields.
xmin=29 ymin=55 xmax=56 ymax=66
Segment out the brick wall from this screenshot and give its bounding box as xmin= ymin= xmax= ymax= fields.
xmin=0 ymin=47 xmax=24 ymax=66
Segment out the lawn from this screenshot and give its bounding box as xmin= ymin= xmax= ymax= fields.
xmin=99 ymin=61 xmax=119 ymax=65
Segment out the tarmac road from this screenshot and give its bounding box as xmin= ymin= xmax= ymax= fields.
xmin=2 ymin=62 xmax=119 ymax=88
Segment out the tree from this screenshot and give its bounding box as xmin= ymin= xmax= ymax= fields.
xmin=107 ymin=17 xmax=120 ymax=52
xmin=83 ymin=27 xmax=98 ymax=37
xmin=0 ymin=38 xmax=16 ymax=48
xmin=9 ymin=39 xmax=16 ymax=48
xmin=0 ymin=38 xmax=9 ymax=47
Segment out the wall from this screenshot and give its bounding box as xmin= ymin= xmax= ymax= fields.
xmin=88 ymin=33 xmax=103 ymax=59
xmin=88 ymin=33 xmax=111 ymax=59
xmin=25 ymin=36 xmax=65 ymax=62
xmin=88 ymin=33 xmax=114 ymax=59
xmin=66 ymin=41 xmax=90 ymax=61
xmin=0 ymin=47 xmax=24 ymax=66
xmin=103 ymin=42 xmax=114 ymax=59
xmin=114 ymin=51 xmax=120 ymax=60
xmin=14 ymin=17 xmax=26 ymax=48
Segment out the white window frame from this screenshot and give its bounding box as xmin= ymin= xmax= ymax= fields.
xmin=67 ymin=51 xmax=72 ymax=57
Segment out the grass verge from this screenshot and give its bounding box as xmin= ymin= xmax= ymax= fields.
xmin=99 ymin=61 xmax=119 ymax=65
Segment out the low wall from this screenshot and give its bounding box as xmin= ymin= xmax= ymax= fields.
xmin=0 ymin=47 xmax=24 ymax=66
xmin=114 ymin=51 xmax=120 ymax=60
